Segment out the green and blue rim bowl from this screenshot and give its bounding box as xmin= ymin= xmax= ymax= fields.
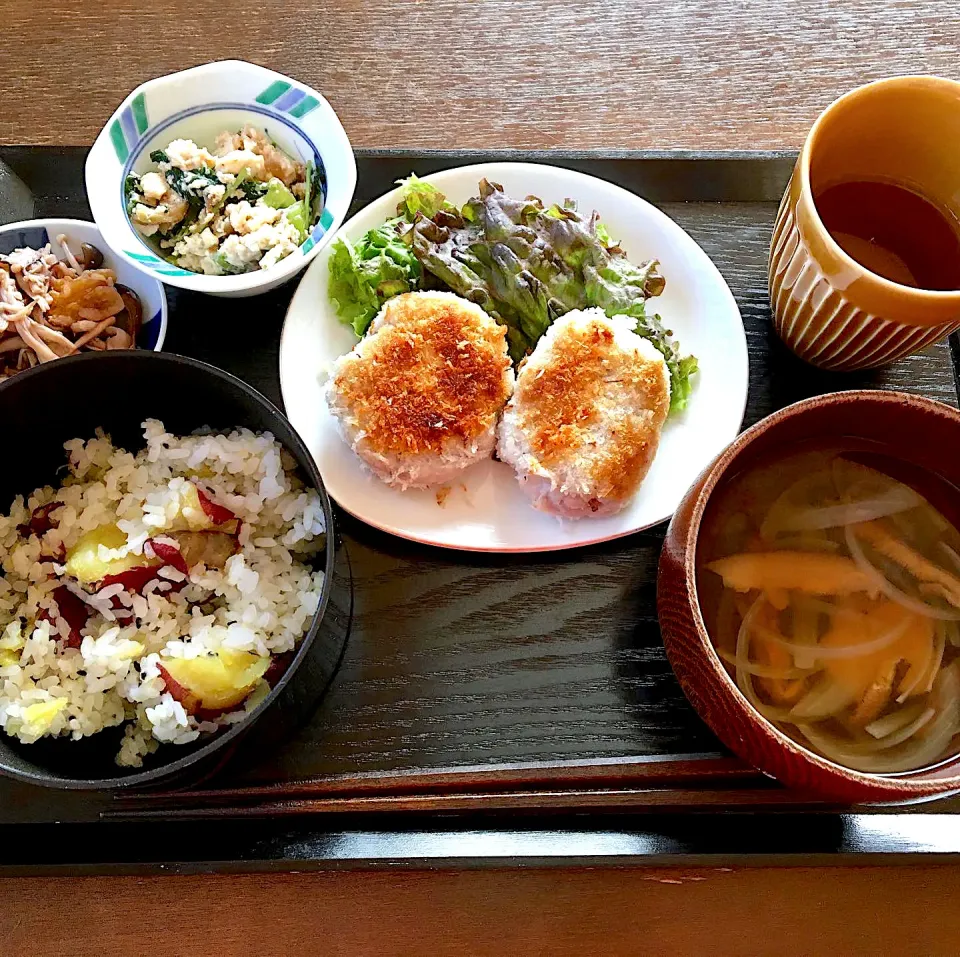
xmin=85 ymin=60 xmax=357 ymax=298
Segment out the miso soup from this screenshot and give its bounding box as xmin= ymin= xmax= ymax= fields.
xmin=698 ymin=444 xmax=960 ymax=774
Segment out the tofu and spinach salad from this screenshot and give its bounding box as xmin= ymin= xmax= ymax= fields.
xmin=124 ymin=125 xmax=323 ymax=276
xmin=328 ymin=175 xmax=698 ymax=412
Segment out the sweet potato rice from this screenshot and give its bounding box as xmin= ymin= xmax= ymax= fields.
xmin=0 ymin=420 xmax=326 ymax=767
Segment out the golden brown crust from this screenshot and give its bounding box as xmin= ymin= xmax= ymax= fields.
xmin=512 ymin=316 xmax=670 ymax=502
xmin=332 ymin=294 xmax=512 ymax=456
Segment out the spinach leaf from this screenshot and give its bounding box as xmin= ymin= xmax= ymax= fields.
xmin=212 ymin=252 xmax=247 ymax=275
xmin=123 ymin=175 xmax=140 ymax=215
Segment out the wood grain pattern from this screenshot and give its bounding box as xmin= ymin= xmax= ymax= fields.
xmin=0 ymin=150 xmax=957 ymax=828
xmin=6 ymin=866 xmax=960 ymax=956
xmin=115 ymin=754 xmax=763 ymax=805
xmin=106 ymin=787 xmax=828 ymax=818
xmin=0 ymin=1 xmax=957 ymax=149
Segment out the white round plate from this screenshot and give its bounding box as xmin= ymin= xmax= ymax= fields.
xmin=280 ymin=162 xmax=748 ymax=552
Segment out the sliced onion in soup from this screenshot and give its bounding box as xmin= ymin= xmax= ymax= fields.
xmin=896 ymin=624 xmax=946 ymax=703
xmin=733 ymin=598 xmax=797 ymax=724
xmin=797 ymin=664 xmax=960 ymax=773
xmin=788 ymin=677 xmax=858 ymax=720
xmin=845 ymin=525 xmax=960 ymax=621
xmin=865 ymin=700 xmax=930 ymax=739
xmin=773 ymin=489 xmax=923 ymax=534
xmin=716 ymin=648 xmax=809 ymax=680
xmin=941 ymin=542 xmax=960 ymax=576
xmin=760 ymin=470 xmax=847 ymax=542
xmin=752 ymin=612 xmax=912 ymax=662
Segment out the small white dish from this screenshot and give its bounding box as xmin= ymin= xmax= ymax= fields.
xmin=281 ymin=162 xmax=749 ymax=552
xmin=0 ymin=218 xmax=167 ymax=351
xmin=85 ymin=60 xmax=356 ymax=298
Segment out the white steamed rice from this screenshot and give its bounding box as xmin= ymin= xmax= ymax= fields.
xmin=0 ymin=419 xmax=326 ymax=767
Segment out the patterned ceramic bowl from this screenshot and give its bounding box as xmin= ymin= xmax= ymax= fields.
xmin=0 ymin=218 xmax=167 ymax=352
xmin=86 ymin=60 xmax=356 ymax=298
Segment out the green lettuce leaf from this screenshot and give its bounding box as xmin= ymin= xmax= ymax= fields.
xmin=328 ymin=172 xmax=452 ymax=336
xmin=328 ymin=218 xmax=420 ymax=336
xmin=395 ymin=173 xmax=454 ymax=220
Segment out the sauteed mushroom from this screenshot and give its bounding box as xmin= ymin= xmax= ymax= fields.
xmin=114 ymin=283 xmax=143 ymax=344
xmin=77 ymin=243 xmax=104 ymax=270
xmin=0 ymin=235 xmax=144 ymax=379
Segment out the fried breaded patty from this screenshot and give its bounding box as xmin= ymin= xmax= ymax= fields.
xmin=326 ymin=291 xmax=515 ymax=489
xmin=497 ymin=308 xmax=670 ymax=518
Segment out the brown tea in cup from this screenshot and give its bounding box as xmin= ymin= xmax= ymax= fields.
xmin=815 ymin=179 xmax=960 ymax=291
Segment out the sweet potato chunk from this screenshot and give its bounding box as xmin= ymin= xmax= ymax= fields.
xmin=65 ymin=524 xmax=146 ymax=584
xmin=159 ymin=648 xmax=270 ymax=712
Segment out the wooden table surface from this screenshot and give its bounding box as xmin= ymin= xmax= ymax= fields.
xmin=5 ymin=864 xmax=960 ymax=956
xmin=2 ymin=1 xmax=960 ymax=954
xmin=0 ymin=0 xmax=957 ymax=150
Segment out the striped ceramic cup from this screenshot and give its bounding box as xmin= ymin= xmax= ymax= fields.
xmin=769 ymin=76 xmax=960 ymax=370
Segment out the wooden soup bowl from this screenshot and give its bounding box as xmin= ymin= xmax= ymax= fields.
xmin=657 ymin=390 xmax=960 ymax=803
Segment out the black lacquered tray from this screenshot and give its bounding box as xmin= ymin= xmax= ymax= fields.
xmin=1 ymin=148 xmax=959 ymax=872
